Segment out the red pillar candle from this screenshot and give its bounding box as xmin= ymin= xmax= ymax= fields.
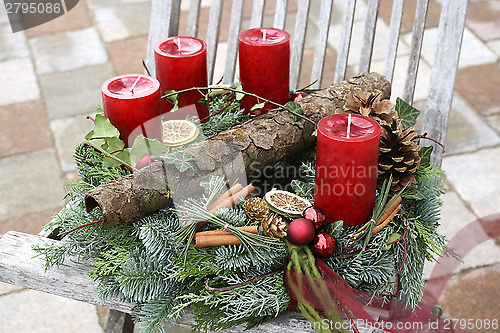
xmin=154 ymin=36 xmax=208 ymax=120
xmin=314 ymin=114 xmax=381 ymax=226
xmin=238 ymin=28 xmax=290 ymax=115
xmin=101 ymin=74 xmax=161 ymax=147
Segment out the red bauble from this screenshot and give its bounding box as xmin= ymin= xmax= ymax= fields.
xmin=310 ymin=232 xmax=337 ymax=258
xmin=302 ymin=206 xmax=327 ymax=229
xmin=287 ymin=218 xmax=316 ymax=245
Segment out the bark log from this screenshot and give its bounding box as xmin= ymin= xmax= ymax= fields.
xmin=85 ymin=72 xmax=391 ymax=228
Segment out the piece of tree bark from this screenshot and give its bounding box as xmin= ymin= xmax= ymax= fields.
xmin=85 ymin=72 xmax=391 ymax=228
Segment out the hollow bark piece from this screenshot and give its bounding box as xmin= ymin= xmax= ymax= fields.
xmin=85 ymin=72 xmax=391 ymax=228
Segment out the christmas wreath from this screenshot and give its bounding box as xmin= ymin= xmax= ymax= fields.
xmin=35 ymin=79 xmax=448 ymax=333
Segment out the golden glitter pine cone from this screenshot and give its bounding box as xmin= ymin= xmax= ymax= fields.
xmin=336 ymin=87 xmax=398 ymax=125
xmin=261 ymin=213 xmax=287 ymax=238
xmin=244 ymin=197 xmax=269 ymax=222
xmin=378 ymin=118 xmax=421 ymax=191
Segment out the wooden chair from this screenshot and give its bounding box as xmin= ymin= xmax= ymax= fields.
xmin=0 ymin=0 xmax=468 ymax=332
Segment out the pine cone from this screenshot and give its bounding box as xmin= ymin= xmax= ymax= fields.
xmin=336 ymin=88 xmax=397 ymax=125
xmin=261 ymin=213 xmax=287 ymax=238
xmin=244 ymin=197 xmax=269 ymax=222
xmin=379 ymin=118 xmax=421 ymax=191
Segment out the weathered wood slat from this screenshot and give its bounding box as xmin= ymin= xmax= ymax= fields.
xmin=289 ymin=0 xmax=311 ymax=91
xmin=206 ymin=0 xmax=224 ymax=83
xmin=402 ymin=0 xmax=429 ymax=105
xmin=422 ymin=0 xmax=468 ymax=167
xmin=145 ymin=0 xmax=173 ymax=76
xmin=250 ymin=0 xmax=265 ymax=28
xmin=223 ymin=0 xmax=245 ymax=84
xmin=310 ymin=0 xmax=333 ymax=89
xmin=186 ymin=0 xmax=202 ymax=37
xmin=0 ymin=231 xmax=133 ymax=313
xmin=383 ymin=0 xmax=405 ymax=84
xmin=359 ymin=0 xmax=381 ymax=73
xmin=273 ymin=0 xmax=288 ymax=30
xmin=334 ymin=0 xmax=357 ymax=84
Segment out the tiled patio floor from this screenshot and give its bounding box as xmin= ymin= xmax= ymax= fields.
xmin=1 ymin=0 xmax=499 ymax=332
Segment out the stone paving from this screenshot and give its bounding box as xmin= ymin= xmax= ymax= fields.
xmin=1 ymin=0 xmax=500 ymax=332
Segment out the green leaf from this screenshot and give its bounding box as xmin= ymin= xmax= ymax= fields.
xmin=382 ymin=233 xmax=402 ymax=250
xmin=395 ymin=97 xmax=420 ymax=130
xmin=165 ymin=90 xmax=179 ymax=112
xmin=285 ymin=101 xmax=304 ymax=121
xmin=250 ymin=102 xmax=266 ymax=112
xmin=91 ymin=114 xmax=120 ymax=138
xmin=325 ymin=220 xmax=343 ymax=239
xmin=130 ymin=135 xmax=167 ymax=162
xmin=419 ymin=145 xmax=433 ymax=169
xmin=162 ymin=151 xmax=195 ymax=173
xmin=290 ymin=180 xmax=314 ymax=201
xmin=102 ymin=156 xmax=121 ymax=168
xmin=104 ymin=137 xmax=125 ymax=153
xmin=85 ymin=129 xmax=94 ymax=140
xmin=234 ymin=83 xmax=245 ymax=101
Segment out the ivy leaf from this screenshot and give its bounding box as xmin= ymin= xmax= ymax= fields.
xmin=162 ymin=151 xmax=195 ymax=173
xmin=325 ymin=220 xmax=343 ymax=239
xmin=91 ymin=114 xmax=120 ymax=138
xmin=382 ymin=233 xmax=402 ymax=250
xmin=290 ymin=180 xmax=314 ymax=201
xmin=285 ymin=101 xmax=304 ymax=121
xmin=200 ymin=176 xmax=223 ymax=197
xmin=104 ymin=137 xmax=125 ymax=153
xmin=419 ymin=145 xmax=433 ymax=169
xmin=102 ymin=149 xmax=131 ymax=168
xmin=165 ymin=90 xmax=179 ymax=112
xmin=395 ymin=97 xmax=420 ymax=130
xmin=250 ymin=102 xmax=266 ymax=112
xmin=130 ymin=135 xmax=167 ymax=162
xmin=234 ymin=83 xmax=245 ymax=101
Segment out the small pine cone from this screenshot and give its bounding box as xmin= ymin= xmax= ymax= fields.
xmin=244 ymin=197 xmax=269 ymax=222
xmin=378 ymin=118 xmax=421 ymax=191
xmin=336 ymin=88 xmax=397 ymax=125
xmin=261 ymin=213 xmax=287 ymax=238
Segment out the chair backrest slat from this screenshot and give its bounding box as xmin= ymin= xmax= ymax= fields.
xmin=146 ymin=0 xmax=176 ymax=76
xmin=186 ymin=0 xmax=201 ymax=37
xmin=250 ymin=0 xmax=265 ymax=28
xmin=223 ymin=0 xmax=245 ymax=84
xmin=290 ymin=0 xmax=311 ymax=91
xmin=206 ymin=0 xmax=224 ymax=84
xmin=402 ymin=0 xmax=428 ymax=105
xmin=334 ymin=0 xmax=357 ymax=84
xmin=422 ymin=0 xmax=468 ymax=166
xmin=359 ymin=0 xmax=380 ymax=73
xmin=273 ymin=0 xmax=288 ymax=30
xmin=310 ymin=0 xmax=333 ymax=89
xmin=383 ymin=0 xmax=405 ymax=84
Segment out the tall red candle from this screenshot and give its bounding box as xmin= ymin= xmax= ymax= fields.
xmin=101 ymin=74 xmax=161 ymax=147
xmin=314 ymin=114 xmax=381 ymax=226
xmin=238 ymin=28 xmax=290 ymax=115
xmin=154 ymin=36 xmax=208 ymax=120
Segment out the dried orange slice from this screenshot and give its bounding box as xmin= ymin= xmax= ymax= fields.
xmin=162 ymin=119 xmax=199 ymax=146
xmin=264 ymin=190 xmax=311 ymax=217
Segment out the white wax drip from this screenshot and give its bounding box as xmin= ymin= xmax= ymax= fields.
xmin=347 ymin=113 xmax=352 ymax=138
xmin=129 ymin=76 xmax=141 ymax=95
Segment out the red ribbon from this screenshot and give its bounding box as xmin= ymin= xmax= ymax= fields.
xmin=284 ymin=213 xmax=500 ymax=333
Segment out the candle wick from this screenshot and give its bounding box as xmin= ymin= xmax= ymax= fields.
xmin=129 ymin=76 xmax=141 ymax=95
xmin=176 ymin=37 xmax=182 ymax=53
xmin=263 ymin=29 xmax=267 ymax=40
xmin=347 ymin=113 xmax=352 ymax=138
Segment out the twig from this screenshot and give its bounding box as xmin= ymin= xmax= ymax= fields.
xmin=204 ymin=268 xmax=282 ymax=293
xmin=418 ymin=132 xmax=445 ymax=153
xmin=142 ymin=59 xmax=152 ymax=77
xmin=61 ymin=219 xmax=103 ymax=238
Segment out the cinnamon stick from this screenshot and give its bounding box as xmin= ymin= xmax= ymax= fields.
xmin=215 ymin=184 xmax=255 ymax=210
xmin=372 ymin=203 xmax=402 ymax=235
xmin=376 ymin=195 xmax=402 ymax=225
xmin=196 ymin=225 xmax=258 ymax=237
xmin=208 ymin=183 xmax=243 ymax=213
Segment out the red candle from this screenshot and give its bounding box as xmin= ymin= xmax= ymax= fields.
xmin=314 ymin=114 xmax=381 ymax=226
xmin=101 ymin=74 xmax=161 ymax=147
xmin=154 ymin=36 xmax=208 ymax=120
xmin=238 ymin=28 xmax=290 ymax=115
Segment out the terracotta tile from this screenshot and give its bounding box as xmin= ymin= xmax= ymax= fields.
xmin=24 ymin=0 xmax=92 ymax=38
xmin=0 ymin=207 xmax=60 ymax=235
xmin=378 ymin=0 xmax=442 ymax=34
xmin=454 ymin=63 xmax=500 ymax=116
xmin=106 ymin=36 xmax=149 ymax=75
xmin=466 ymin=0 xmax=500 ymax=42
xmin=438 ymin=264 xmax=500 ymax=333
xmin=0 ymin=101 xmax=53 ymax=158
